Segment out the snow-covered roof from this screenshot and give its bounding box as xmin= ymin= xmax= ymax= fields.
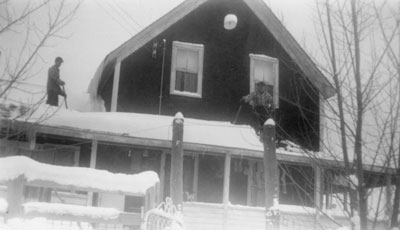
xmin=1 ymin=102 xmax=394 ymax=172
xmin=6 ymin=103 xmax=322 ymax=161
xmin=31 ymin=105 xmax=264 ymax=151
xmin=0 ymin=156 xmax=159 ymax=196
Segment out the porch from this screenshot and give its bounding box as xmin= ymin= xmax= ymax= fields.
xmin=0 ymin=107 xmax=394 ymax=229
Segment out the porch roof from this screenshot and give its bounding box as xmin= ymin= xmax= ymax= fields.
xmin=3 ymin=103 xmax=393 ymax=174
xmin=88 ymin=0 xmax=335 ymax=99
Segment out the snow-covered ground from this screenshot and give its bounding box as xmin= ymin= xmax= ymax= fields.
xmin=23 ymin=202 xmax=120 ymax=220
xmin=0 ymin=218 xmax=94 ymax=230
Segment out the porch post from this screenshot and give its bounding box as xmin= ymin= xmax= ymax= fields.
xmin=159 ymin=151 xmax=166 ymax=200
xmin=386 ymin=173 xmax=393 ymax=219
xmin=6 ymin=175 xmax=25 ymax=219
xmin=222 ymin=153 xmax=231 ymax=230
xmin=223 ymin=154 xmax=231 ymax=204
xmin=263 ymin=119 xmax=278 ymax=207
xmin=314 ymin=164 xmax=322 ymax=223
xmin=263 ymin=119 xmax=279 ymax=229
xmin=87 ymin=139 xmax=98 ymax=206
xmin=193 ymin=154 xmax=199 ymax=201
xmin=247 ymin=160 xmax=254 ymax=206
xmin=170 ymin=112 xmax=184 ymax=206
xmin=111 ymin=60 xmax=121 ymax=112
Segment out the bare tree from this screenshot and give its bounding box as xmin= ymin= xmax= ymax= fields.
xmin=0 ymin=0 xmax=81 ymax=143
xmin=373 ymin=2 xmax=400 ymax=227
xmin=0 ymin=0 xmax=80 ymax=102
xmin=313 ymin=0 xmax=399 ymax=229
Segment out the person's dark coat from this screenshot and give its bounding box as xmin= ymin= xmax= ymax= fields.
xmin=46 ymin=65 xmax=65 ymax=106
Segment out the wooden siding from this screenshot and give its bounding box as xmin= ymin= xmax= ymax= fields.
xmin=183 ymin=202 xmax=388 ymax=230
xmin=92 ymin=0 xmax=334 ymax=99
xmin=183 ymin=202 xmax=266 ymax=230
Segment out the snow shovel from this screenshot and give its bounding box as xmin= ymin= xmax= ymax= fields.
xmin=62 ymin=85 xmax=68 ymax=109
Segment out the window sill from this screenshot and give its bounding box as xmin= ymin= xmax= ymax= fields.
xmin=170 ymin=91 xmax=202 ymax=99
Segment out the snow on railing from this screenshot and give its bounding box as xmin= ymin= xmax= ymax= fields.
xmin=0 ymin=198 xmax=7 ymax=214
xmin=143 ymin=197 xmax=185 ymax=230
xmin=0 ymin=156 xmax=159 ymax=196
xmin=0 ymin=156 xmax=161 ymax=228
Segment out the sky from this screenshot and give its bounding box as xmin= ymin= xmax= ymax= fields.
xmin=1 ymin=0 xmax=316 ymax=102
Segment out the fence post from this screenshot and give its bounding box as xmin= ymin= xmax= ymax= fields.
xmin=170 ymin=112 xmax=184 ymax=206
xmin=87 ymin=139 xmax=98 ymax=206
xmin=263 ymin=119 xmax=279 ymax=229
xmin=6 ymin=175 xmax=25 ymax=219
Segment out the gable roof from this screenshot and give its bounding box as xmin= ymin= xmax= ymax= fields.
xmin=88 ymin=0 xmax=335 ymax=99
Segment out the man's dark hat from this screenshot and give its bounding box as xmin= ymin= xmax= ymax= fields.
xmin=55 ymin=57 xmax=64 ymax=63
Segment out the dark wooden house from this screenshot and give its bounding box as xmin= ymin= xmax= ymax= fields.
xmin=89 ymin=0 xmax=335 ymax=152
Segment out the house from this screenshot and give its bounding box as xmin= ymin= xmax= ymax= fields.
xmin=88 ymin=0 xmax=335 ymax=153
xmin=0 ymin=0 xmax=394 ymax=229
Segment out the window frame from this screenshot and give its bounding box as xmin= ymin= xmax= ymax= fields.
xmin=170 ymin=41 xmax=204 ymax=98
xmin=249 ymin=54 xmax=279 ymax=108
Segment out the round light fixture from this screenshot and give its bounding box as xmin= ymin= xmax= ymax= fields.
xmin=224 ymin=14 xmax=238 ymax=30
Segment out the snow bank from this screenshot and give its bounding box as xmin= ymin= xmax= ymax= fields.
xmin=3 ymin=217 xmax=94 ymax=230
xmin=0 ymin=156 xmax=159 ymax=195
xmin=23 ymin=202 xmax=119 ymax=220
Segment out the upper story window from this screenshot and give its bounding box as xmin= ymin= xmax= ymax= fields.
xmin=170 ymin=41 xmax=204 ymax=98
xmin=249 ymin=54 xmax=279 ymax=108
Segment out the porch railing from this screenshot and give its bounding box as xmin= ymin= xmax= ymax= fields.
xmin=0 ymin=156 xmax=161 ymax=229
xmin=182 ymin=202 xmax=355 ymax=230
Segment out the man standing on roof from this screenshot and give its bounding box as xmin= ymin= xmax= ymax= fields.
xmin=46 ymin=57 xmax=66 ymax=106
xmin=241 ymin=81 xmax=274 ymax=135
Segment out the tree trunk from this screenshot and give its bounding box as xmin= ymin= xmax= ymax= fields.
xmin=325 ymin=0 xmax=355 ymax=215
xmin=351 ymin=0 xmax=368 ymax=228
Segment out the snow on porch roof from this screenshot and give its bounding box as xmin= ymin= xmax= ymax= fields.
xmin=8 ymin=104 xmax=322 ymax=162
xmin=2 ymin=103 xmax=395 ymax=172
xmin=28 ymin=105 xmax=265 ymax=153
xmin=88 ymin=0 xmax=335 ymax=99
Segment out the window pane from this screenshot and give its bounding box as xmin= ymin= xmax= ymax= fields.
xmin=254 ymin=59 xmax=274 ymax=84
xmin=197 ymin=155 xmax=224 ymax=203
xmin=175 ymin=71 xmax=197 ymax=93
xmin=176 ymin=49 xmax=198 ymax=72
xmin=176 ymin=71 xmax=184 ymax=91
